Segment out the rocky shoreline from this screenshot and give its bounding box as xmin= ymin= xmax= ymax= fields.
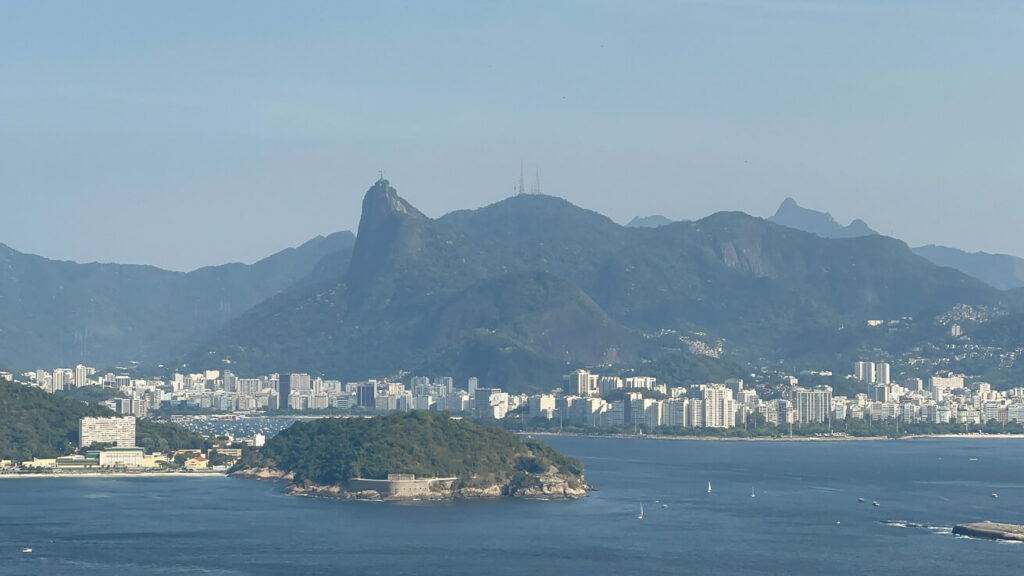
xmin=230 ymin=467 xmax=589 ymax=501
xmin=952 ymin=521 xmax=1024 ymax=542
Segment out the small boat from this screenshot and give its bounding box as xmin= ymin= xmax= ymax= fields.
xmin=661 ymin=503 xmax=668 ymax=508
xmin=872 ymin=501 xmax=880 ymax=507
xmin=707 ymin=481 xmax=712 ymax=494
xmin=751 ymin=487 xmax=756 ymax=498
xmin=858 ymin=498 xmax=865 ymax=503
xmin=991 ymin=493 xmax=999 ymax=499
xmin=637 ymin=503 xmax=644 ymax=520
xmin=22 ymin=547 xmax=32 ymax=553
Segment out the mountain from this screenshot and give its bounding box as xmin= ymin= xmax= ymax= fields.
xmin=191 ymin=181 xmax=639 ymax=391
xmin=912 ymin=245 xmax=1024 ymax=291
xmin=0 ymin=231 xmax=354 ymax=370
xmin=768 ymin=197 xmax=877 ymax=239
xmin=626 ymin=215 xmax=674 ymax=228
xmin=191 ymin=180 xmax=1007 ymax=390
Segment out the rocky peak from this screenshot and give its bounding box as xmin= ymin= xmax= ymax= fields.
xmin=358 ymin=179 xmax=424 ymax=229
xmin=347 ymin=180 xmax=429 ymax=297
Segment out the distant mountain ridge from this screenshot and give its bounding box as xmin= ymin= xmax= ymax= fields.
xmin=911 ymin=245 xmax=1024 ymax=291
xmin=768 ymin=197 xmax=877 ymax=239
xmin=766 ymin=197 xmax=1024 ymax=290
xmin=189 ymin=180 xmax=1006 ymax=392
xmin=0 ymin=231 xmax=354 ymax=370
xmin=626 ymin=215 xmax=674 ymax=228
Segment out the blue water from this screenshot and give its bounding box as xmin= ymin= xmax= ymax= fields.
xmin=1 ymin=437 xmax=1021 ymax=575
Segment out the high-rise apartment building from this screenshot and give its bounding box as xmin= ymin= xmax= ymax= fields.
xmin=79 ymin=416 xmax=136 ymax=448
xmin=793 ymin=386 xmax=833 ymax=424
xmin=702 ymin=384 xmax=735 ymax=428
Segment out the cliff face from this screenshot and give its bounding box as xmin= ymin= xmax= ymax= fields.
xmin=228 ymin=466 xmax=294 ymax=482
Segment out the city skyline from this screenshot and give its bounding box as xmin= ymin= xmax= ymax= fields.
xmin=3 ymin=1 xmax=1023 ymax=271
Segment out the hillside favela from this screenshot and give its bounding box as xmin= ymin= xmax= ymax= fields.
xmin=4 ymin=2 xmax=1024 ymax=575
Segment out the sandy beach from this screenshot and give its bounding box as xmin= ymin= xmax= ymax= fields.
xmin=0 ymin=471 xmax=227 ymax=479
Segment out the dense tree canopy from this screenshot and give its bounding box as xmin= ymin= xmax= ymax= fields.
xmin=233 ymin=411 xmax=584 ymax=489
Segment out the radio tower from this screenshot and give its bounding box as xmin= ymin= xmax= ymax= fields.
xmin=518 ymin=161 xmax=526 ymax=195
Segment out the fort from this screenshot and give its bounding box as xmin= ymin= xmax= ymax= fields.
xmin=347 ymin=474 xmax=458 ymax=499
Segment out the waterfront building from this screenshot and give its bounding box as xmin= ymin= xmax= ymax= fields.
xmin=79 ymin=416 xmax=136 ymax=448
xmin=1007 ymin=404 xmax=1024 ymax=423
xmin=98 ymin=447 xmax=144 ymax=468
xmin=776 ymin=399 xmax=795 ymax=425
xmin=604 ymin=400 xmax=626 ymax=426
xmin=702 ymin=384 xmax=735 ymax=428
xmin=792 ymin=386 xmax=832 ymax=424
xmin=577 ymin=397 xmax=607 ymax=426
xmin=688 ymin=398 xmax=705 ymax=428
xmin=664 ymin=398 xmax=687 ymax=427
xmin=633 ymin=398 xmax=663 ymax=428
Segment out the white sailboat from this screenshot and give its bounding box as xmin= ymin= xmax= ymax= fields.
xmin=707 ymin=481 xmax=712 ymax=494
xmin=751 ymin=487 xmax=756 ymax=498
xmin=637 ymin=503 xmax=644 ymax=520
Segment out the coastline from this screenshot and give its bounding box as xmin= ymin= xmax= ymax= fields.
xmin=520 ymin=431 xmax=1024 ymax=442
xmin=0 ymin=471 xmax=227 ymax=479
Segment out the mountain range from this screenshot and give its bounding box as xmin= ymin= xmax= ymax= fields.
xmin=5 ymin=183 xmax=1023 ymax=393
xmin=0 ymin=231 xmax=354 ymax=369
xmin=632 ymin=198 xmax=1024 ymax=291
xmin=185 ymin=181 xmax=1010 ymax=392
xmin=767 ymin=198 xmax=1024 ymax=290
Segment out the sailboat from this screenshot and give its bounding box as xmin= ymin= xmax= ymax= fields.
xmin=637 ymin=503 xmax=644 ymax=520
xmin=707 ymin=481 xmax=712 ymax=494
xmin=751 ymin=487 xmax=756 ymax=498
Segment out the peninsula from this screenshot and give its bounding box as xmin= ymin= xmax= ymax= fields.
xmin=229 ymin=411 xmax=588 ymax=500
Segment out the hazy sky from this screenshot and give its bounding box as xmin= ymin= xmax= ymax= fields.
xmin=2 ymin=1 xmax=1022 ymax=271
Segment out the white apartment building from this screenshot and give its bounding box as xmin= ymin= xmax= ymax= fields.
xmin=79 ymin=416 xmax=136 ymax=448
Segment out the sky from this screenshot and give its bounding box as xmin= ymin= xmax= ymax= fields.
xmin=2 ymin=1 xmax=1022 ymax=271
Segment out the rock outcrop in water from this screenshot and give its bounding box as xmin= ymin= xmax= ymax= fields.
xmin=952 ymin=521 xmax=1024 ymax=542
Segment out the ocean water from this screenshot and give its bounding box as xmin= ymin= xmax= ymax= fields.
xmin=1 ymin=436 xmax=1021 ymax=575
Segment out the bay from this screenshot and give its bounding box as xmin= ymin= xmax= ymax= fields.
xmin=1 ymin=436 xmax=1021 ymax=575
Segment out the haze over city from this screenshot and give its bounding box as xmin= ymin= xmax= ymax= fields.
xmin=3 ymin=1 xmax=1022 ymax=271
